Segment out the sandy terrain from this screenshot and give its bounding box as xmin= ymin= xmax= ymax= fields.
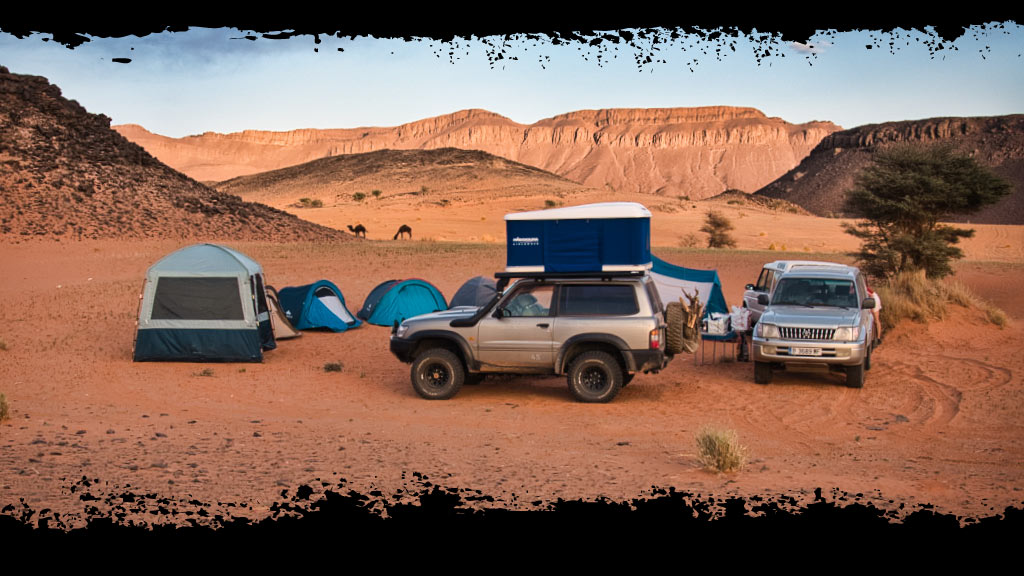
xmin=1 ymin=210 xmax=1022 ymax=526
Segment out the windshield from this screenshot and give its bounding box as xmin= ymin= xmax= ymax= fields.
xmin=772 ymin=278 xmax=857 ymax=308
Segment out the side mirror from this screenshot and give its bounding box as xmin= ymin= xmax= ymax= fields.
xmin=862 ymin=298 xmax=876 ymax=310
xmin=745 ymin=284 xmax=755 ymax=291
xmin=757 ymin=294 xmax=770 ymax=305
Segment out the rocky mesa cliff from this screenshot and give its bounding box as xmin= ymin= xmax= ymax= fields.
xmin=116 ymin=107 xmax=840 ymax=199
xmin=755 ymin=115 xmax=1024 ymax=224
xmin=0 ymin=66 xmax=346 ymax=241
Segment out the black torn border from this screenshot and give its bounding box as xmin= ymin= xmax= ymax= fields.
xmin=0 ymin=11 xmax=1022 ymax=541
xmin=0 ymin=11 xmax=1021 ymax=69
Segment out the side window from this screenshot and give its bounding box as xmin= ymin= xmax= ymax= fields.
xmin=558 ymin=285 xmax=639 ymax=316
xmin=645 ymin=281 xmax=664 ymax=313
xmin=502 ymin=284 xmax=554 ymax=317
xmin=755 ymin=269 xmax=774 ymax=292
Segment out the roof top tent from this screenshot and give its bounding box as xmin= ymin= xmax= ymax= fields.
xmin=133 ymin=244 xmax=275 ymax=362
xmin=357 ymin=279 xmax=448 ymax=326
xmin=277 ymin=280 xmax=361 ymax=332
xmin=505 ymin=202 xmax=652 ymax=274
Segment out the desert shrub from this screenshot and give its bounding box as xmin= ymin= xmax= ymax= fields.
xmin=545 ymin=199 xmax=558 ymax=208
xmin=0 ymin=339 xmax=7 ymax=351
xmin=352 ymin=192 xmax=366 ymax=202
xmin=371 ymin=190 xmax=382 ymax=198
xmin=420 ymin=185 xmax=429 ymax=195
xmin=877 ymin=270 xmax=1007 ymax=331
xmin=700 ymin=210 xmax=737 ymax=249
xmin=0 ymin=393 xmax=9 ymax=422
xmin=678 ymin=232 xmax=701 ymax=248
xmin=297 ymin=197 xmax=323 ymax=208
xmin=695 ymin=426 xmax=747 ymax=473
xmin=324 ymin=362 xmax=344 ymax=373
xmin=194 ymin=368 xmax=215 ymax=377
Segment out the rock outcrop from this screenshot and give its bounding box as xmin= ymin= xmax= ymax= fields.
xmin=0 ymin=66 xmax=346 ymax=241
xmin=116 ymin=107 xmax=840 ymax=199
xmin=755 ymin=115 xmax=1024 ymax=224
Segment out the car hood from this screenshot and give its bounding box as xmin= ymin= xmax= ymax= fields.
xmin=403 ymin=306 xmax=479 ymax=324
xmin=760 ymin=306 xmax=862 ymax=327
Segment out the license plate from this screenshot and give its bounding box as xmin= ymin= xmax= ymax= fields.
xmin=791 ymin=347 xmax=822 ymax=356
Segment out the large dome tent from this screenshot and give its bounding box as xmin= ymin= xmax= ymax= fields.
xmin=357 ymin=279 xmax=447 ymax=326
xmin=133 ymin=243 xmax=275 ymax=362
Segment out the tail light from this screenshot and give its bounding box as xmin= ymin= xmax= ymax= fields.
xmin=649 ymin=328 xmax=661 ymax=350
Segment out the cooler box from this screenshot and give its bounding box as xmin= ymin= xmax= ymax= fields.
xmin=505 ymin=202 xmax=652 ymax=273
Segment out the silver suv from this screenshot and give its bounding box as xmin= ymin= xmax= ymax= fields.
xmin=743 ymin=260 xmax=846 ymax=324
xmin=751 ymin=265 xmax=879 ymax=388
xmin=389 ymin=273 xmax=671 ymax=403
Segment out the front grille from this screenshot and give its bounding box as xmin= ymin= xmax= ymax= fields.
xmin=780 ymin=327 xmax=835 ymax=340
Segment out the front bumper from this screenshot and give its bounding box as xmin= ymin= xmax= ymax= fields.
xmin=389 ymin=337 xmax=417 ymax=363
xmin=752 ymin=337 xmax=865 ymax=366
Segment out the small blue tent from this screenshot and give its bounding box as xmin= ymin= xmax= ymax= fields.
xmin=277 ymin=280 xmax=361 ymax=332
xmin=650 ymin=255 xmax=728 ymax=318
xmin=358 ymin=279 xmax=447 ymax=326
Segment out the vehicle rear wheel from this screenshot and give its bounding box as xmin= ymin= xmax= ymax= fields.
xmin=665 ymin=302 xmax=685 ymax=355
xmin=754 ymin=361 xmax=773 ymax=385
xmin=846 ymin=362 xmax=865 ymax=388
xmin=567 ymin=351 xmax=623 ymax=403
xmin=411 ymin=348 xmax=465 ymax=399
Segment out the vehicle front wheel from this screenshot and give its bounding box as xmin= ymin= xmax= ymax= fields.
xmin=567 ymin=351 xmax=623 ymax=403
xmin=754 ymin=361 xmax=773 ymax=385
xmin=846 ymin=362 xmax=865 ymax=389
xmin=411 ymin=348 xmax=465 ymax=399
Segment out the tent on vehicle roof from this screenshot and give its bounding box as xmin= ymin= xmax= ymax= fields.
xmin=649 ymin=255 xmax=728 ymax=318
xmin=357 ymin=279 xmax=447 ymax=326
xmin=133 ymin=243 xmax=275 ymax=362
xmin=449 ymin=276 xmax=497 ymax=308
xmin=277 ymin=280 xmax=361 ymax=332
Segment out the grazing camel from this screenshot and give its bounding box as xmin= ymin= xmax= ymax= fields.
xmin=393 ymin=224 xmax=412 ymax=240
xmin=347 ymin=224 xmax=366 ymax=238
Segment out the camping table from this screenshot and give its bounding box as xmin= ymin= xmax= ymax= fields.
xmin=696 ymin=331 xmax=739 ymax=365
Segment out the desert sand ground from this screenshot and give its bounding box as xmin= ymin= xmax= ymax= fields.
xmin=1 ymin=206 xmax=1022 ymax=527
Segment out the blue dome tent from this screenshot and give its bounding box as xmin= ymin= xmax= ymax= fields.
xmin=277 ymin=280 xmax=361 ymax=332
xmin=357 ymin=279 xmax=447 ymax=326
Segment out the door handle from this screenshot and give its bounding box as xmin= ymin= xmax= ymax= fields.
xmin=536 ymin=323 xmax=550 ymax=328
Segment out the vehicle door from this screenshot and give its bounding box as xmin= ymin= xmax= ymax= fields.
xmin=476 ymin=282 xmax=555 ymax=369
xmin=744 ymin=267 xmax=775 ymax=322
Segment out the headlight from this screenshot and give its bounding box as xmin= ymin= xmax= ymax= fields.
xmin=833 ymin=326 xmax=860 ymax=341
xmin=395 ymin=323 xmax=410 ymax=338
xmin=757 ymin=323 xmax=780 ymax=338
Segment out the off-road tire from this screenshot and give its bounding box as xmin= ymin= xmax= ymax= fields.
xmin=864 ymin=345 xmax=872 ymax=372
xmin=411 ymin=348 xmax=465 ymax=400
xmin=665 ymin=302 xmax=685 ymax=355
xmin=846 ymin=362 xmax=865 ymax=389
xmin=754 ymin=361 xmax=773 ymax=385
xmin=567 ymin=351 xmax=623 ymax=403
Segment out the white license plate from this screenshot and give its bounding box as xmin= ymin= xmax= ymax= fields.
xmin=791 ymin=347 xmax=822 ymax=356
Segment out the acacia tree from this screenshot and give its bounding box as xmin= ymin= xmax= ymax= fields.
xmin=701 ymin=210 xmax=737 ymax=248
xmin=843 ymin=144 xmax=1011 ymax=279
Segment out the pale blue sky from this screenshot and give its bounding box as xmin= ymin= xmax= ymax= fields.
xmin=1 ymin=25 xmax=1021 ymax=137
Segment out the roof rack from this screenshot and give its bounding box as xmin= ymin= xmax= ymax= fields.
xmin=494 ymin=270 xmax=646 ymax=281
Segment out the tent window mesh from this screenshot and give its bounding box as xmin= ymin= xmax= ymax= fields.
xmin=151 ymin=277 xmax=245 ymax=320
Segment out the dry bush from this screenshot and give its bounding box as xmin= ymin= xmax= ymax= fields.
xmin=0 ymin=393 xmax=9 ymax=422
xmin=324 ymin=362 xmax=344 ymax=373
xmin=878 ymin=270 xmax=1008 ymax=331
xmin=695 ymin=426 xmax=747 ymax=473
xmin=678 ymin=232 xmax=701 ymax=248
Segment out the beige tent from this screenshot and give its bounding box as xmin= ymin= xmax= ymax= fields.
xmin=266 ymin=286 xmax=302 ymax=340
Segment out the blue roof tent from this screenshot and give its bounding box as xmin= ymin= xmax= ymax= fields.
xmin=649 ymin=255 xmax=729 ymax=318
xmin=358 ymin=279 xmax=447 ymax=326
xmin=449 ymin=276 xmax=497 ymax=308
xmin=133 ymin=244 xmax=276 ymax=362
xmin=505 ymin=202 xmax=652 ymax=273
xmin=277 ymin=280 xmax=361 ymax=332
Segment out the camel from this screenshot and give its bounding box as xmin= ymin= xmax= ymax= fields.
xmin=347 ymin=224 xmax=366 ymax=238
xmin=393 ymin=224 xmax=412 ymax=240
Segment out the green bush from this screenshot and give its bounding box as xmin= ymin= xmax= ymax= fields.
xmin=352 ymin=192 xmax=366 ymax=202
xmin=372 ymin=190 xmax=382 ymax=198
xmin=0 ymin=393 xmax=9 ymax=422
xmin=324 ymin=362 xmax=344 ymax=373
